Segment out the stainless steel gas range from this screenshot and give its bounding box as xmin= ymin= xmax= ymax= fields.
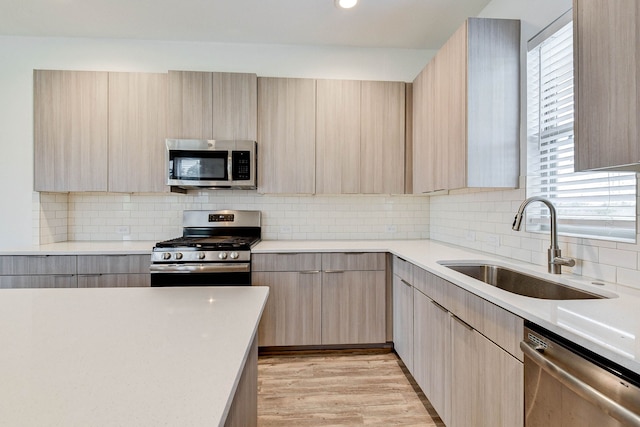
xmin=150 ymin=210 xmax=261 ymax=287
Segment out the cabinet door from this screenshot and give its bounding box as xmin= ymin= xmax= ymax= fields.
xmin=316 ymin=79 xmax=361 ymax=194
xmin=0 ymin=275 xmax=77 ymax=288
xmin=108 ymin=72 xmax=168 ymax=193
xmin=392 ymin=274 xmax=413 ymax=372
xmin=475 ymin=331 xmax=524 ymax=427
xmin=34 ymin=70 xmax=108 ymax=192
xmin=257 ymin=78 xmax=316 ymax=194
xmin=77 ymin=273 xmax=150 ymax=288
xmin=574 ymin=0 xmax=640 ymax=171
xmin=412 ymin=60 xmax=440 ymax=193
xmin=322 ymin=270 xmax=386 ymax=345
xmin=360 ymin=81 xmax=405 ymax=194
xmin=212 ymin=72 xmax=257 ymax=140
xmin=168 ymin=71 xmax=213 ymax=139
xmin=439 ymin=23 xmax=467 ymax=191
xmin=450 ymin=315 xmax=478 ymax=427
xmin=253 ymin=271 xmax=322 ymax=346
xmin=0 ymin=255 xmax=76 ymax=275
xmin=77 ymin=254 xmax=150 ymax=274
xmin=413 ymin=289 xmax=450 ymax=425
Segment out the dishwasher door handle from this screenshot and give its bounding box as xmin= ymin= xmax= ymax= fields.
xmin=520 ymin=340 xmax=640 ymax=426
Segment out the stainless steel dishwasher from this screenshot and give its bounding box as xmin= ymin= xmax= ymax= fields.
xmin=521 ymin=324 xmax=640 ymax=426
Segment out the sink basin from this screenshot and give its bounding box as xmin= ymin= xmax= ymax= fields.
xmin=439 ymin=262 xmax=606 ymax=300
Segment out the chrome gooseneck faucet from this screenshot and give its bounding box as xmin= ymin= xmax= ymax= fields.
xmin=512 ymin=196 xmax=575 ymax=274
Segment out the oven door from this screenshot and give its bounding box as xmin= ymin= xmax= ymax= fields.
xmin=150 ymin=262 xmax=251 ymax=287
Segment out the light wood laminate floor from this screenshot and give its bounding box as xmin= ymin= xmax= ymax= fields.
xmin=258 ymin=350 xmax=445 ymax=426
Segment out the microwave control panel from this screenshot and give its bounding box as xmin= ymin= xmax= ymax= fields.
xmin=232 ymin=151 xmax=251 ymax=180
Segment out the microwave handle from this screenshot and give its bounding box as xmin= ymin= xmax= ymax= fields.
xmin=227 ymin=151 xmax=234 ymax=181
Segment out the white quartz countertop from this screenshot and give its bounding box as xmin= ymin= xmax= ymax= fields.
xmin=3 ymin=238 xmax=640 ymax=374
xmin=0 ymin=240 xmax=156 ymax=255
xmin=254 ymin=239 xmax=640 ymax=375
xmin=0 ymin=286 xmax=269 ymax=427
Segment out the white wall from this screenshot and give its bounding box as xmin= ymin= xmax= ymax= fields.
xmin=430 ymin=0 xmax=640 ymax=292
xmin=0 ymin=35 xmax=434 ymax=249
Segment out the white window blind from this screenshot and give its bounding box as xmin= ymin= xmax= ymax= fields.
xmin=527 ymin=17 xmax=636 ymax=242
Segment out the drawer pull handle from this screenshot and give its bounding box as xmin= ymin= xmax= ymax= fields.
xmin=451 ymin=314 xmax=473 ymax=330
xmin=430 ymin=299 xmax=448 ymax=312
xmin=324 ymin=270 xmax=345 ymax=274
xmin=400 ymin=279 xmax=412 ymax=287
xmin=300 ymin=270 xmax=321 ymax=274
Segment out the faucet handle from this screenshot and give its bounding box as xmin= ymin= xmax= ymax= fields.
xmin=552 ymin=256 xmax=576 ymax=267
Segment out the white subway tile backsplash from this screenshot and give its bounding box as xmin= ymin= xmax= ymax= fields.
xmin=32 ymin=192 xmax=429 ymax=242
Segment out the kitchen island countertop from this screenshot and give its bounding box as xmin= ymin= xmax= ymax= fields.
xmin=0 ymin=286 xmax=269 ymax=427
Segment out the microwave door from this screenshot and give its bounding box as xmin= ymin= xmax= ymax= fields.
xmin=171 ymin=152 xmax=228 ymax=182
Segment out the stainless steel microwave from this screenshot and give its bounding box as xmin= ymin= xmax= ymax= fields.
xmin=166 ymin=139 xmax=257 ymax=190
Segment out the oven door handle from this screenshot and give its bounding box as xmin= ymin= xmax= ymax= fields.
xmin=150 ymin=263 xmax=251 ymax=274
xmin=520 ymin=340 xmax=640 ymax=426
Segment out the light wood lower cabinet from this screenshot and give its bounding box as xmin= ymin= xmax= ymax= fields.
xmin=0 ymin=275 xmax=77 ymax=289
xmin=392 ymin=274 xmax=414 ymax=371
xmin=252 ymin=271 xmax=322 ymax=346
xmin=77 ymin=254 xmax=150 ymax=288
xmin=413 ymin=288 xmax=450 ymax=425
xmin=393 ymin=255 xmax=524 ymax=427
xmin=322 ymin=270 xmax=386 ymax=345
xmin=0 ymin=255 xmax=78 ymax=288
xmin=0 ymin=254 xmax=150 ymax=289
xmin=252 ymin=252 xmax=386 ymax=347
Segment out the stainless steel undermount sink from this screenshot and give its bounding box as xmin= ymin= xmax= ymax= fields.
xmin=438 ymin=261 xmax=607 ymax=300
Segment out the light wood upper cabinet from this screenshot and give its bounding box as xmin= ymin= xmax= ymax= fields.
xmin=213 ymin=72 xmax=257 ymax=140
xmin=257 ymin=77 xmax=316 ymax=194
xmin=108 ymin=72 xmax=168 ymax=193
xmin=412 ymin=18 xmax=520 ymax=193
xmin=168 ymin=71 xmax=257 ymax=140
xmin=574 ymin=0 xmax=640 ymax=171
xmin=360 ymin=81 xmax=405 ymax=194
xmin=316 ymin=79 xmax=362 ymax=194
xmin=316 ymin=79 xmax=406 ymax=194
xmin=167 ymin=71 xmax=212 ymax=139
xmin=34 ymin=70 xmax=109 ymax=192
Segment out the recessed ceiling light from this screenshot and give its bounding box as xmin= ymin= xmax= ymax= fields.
xmin=335 ymin=0 xmax=358 ymax=9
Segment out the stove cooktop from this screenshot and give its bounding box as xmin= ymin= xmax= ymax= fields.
xmin=154 ymin=235 xmax=260 ymax=250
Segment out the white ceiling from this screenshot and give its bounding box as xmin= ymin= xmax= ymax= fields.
xmin=0 ymin=0 xmax=492 ymax=49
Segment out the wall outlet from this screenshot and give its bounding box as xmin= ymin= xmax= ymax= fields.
xmin=487 ymin=235 xmax=500 ymax=246
xmin=466 ymin=231 xmax=476 ymax=241
xmin=116 ymin=226 xmax=130 ymax=235
xmin=279 ymin=225 xmax=292 ymax=233
xmin=386 ymin=225 xmax=398 ymax=233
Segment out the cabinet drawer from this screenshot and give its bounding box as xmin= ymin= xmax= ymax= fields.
xmin=412 ymin=266 xmax=448 ymax=307
xmin=0 ymin=275 xmax=77 ymax=288
xmin=393 ymin=256 xmax=413 ymax=283
xmin=0 ymin=255 xmax=76 ymax=275
xmin=77 ymin=255 xmax=150 ymax=274
xmin=77 ymin=273 xmax=150 ymax=288
xmin=322 ymin=252 xmax=385 ymax=271
xmin=251 ymin=253 xmax=321 ymax=272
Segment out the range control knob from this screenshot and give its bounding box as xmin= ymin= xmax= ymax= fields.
xmin=162 ymin=252 xmax=171 ymax=260
xmin=197 ymin=252 xmax=206 ymax=260
xmin=175 ymin=252 xmax=183 ymax=260
xmin=218 ymin=252 xmax=228 ymax=260
xmin=229 ymin=252 xmax=239 ymax=260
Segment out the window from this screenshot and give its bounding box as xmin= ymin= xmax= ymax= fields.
xmin=526 ymin=11 xmax=636 ymax=242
